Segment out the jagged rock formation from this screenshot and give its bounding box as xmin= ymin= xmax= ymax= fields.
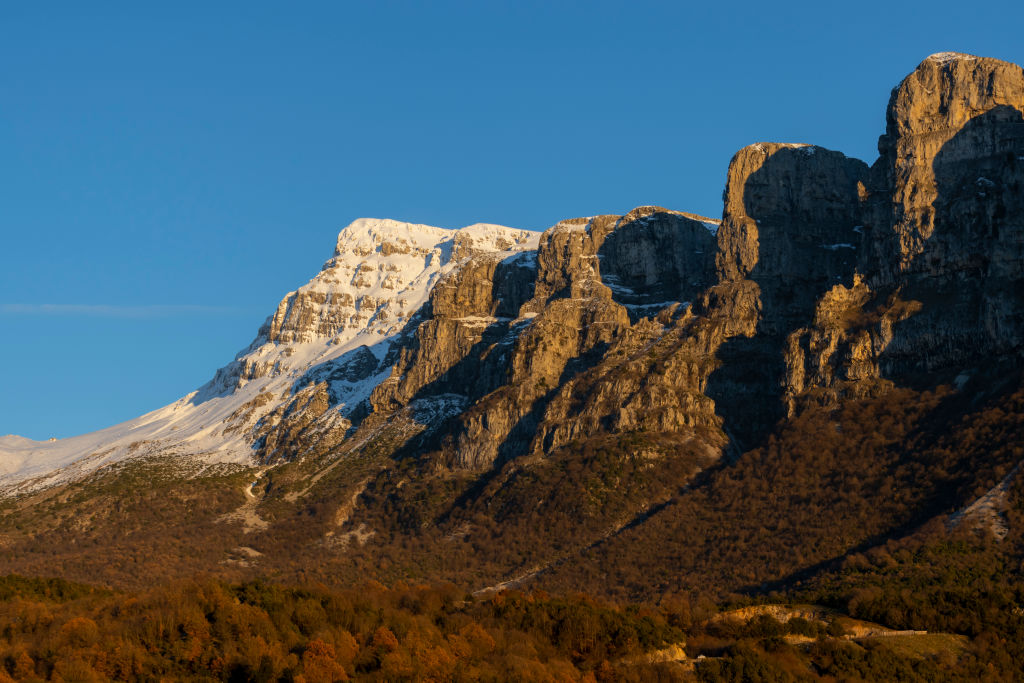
xmin=868 ymin=52 xmax=1024 ymax=280
xmin=707 ymin=143 xmax=870 ymax=443
xmin=370 ymin=249 xmax=539 ymax=415
xmin=872 ymin=53 xmax=1024 ymax=375
xmin=716 ymin=143 xmax=867 ymax=328
xmin=364 ymin=52 xmax=1023 ymax=467
xmin=3 ymin=52 xmax=1023 ymax=514
xmin=205 ymin=219 xmax=538 ymax=396
xmin=790 ymin=52 xmax=1024 ymax=404
xmin=369 ymin=207 xmax=722 ymax=470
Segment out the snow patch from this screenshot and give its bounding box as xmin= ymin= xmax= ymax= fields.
xmin=408 ymin=394 xmax=469 ymax=423
xmin=927 ymin=52 xmax=977 ymax=64
xmin=750 ymin=142 xmax=810 ymax=154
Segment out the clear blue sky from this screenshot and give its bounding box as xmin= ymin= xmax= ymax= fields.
xmin=2 ymin=1 xmax=1022 ymax=439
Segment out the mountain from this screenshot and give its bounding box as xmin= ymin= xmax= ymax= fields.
xmin=1 ymin=52 xmax=1023 ymax=679
xmin=0 ymin=220 xmax=538 ymax=493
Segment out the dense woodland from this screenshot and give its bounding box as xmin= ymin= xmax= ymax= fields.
xmin=0 ymin=576 xmax=679 ymax=681
xmin=1 ymin=561 xmax=1023 ymax=682
xmin=540 ymin=373 xmax=1024 ymax=600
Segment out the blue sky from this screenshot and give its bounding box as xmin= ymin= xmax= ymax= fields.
xmin=3 ymin=1 xmax=1022 ymax=439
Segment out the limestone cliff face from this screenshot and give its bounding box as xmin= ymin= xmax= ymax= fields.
xmin=254 ymin=52 xmax=1024 ymax=475
xmin=268 ymin=220 xmax=535 ymax=345
xmin=495 ymin=212 xmax=720 ymax=459
xmin=12 ymin=53 xmax=1024 ymax=500
xmin=367 ymin=208 xmax=720 ymax=470
xmin=796 ymin=53 xmax=1024 ymax=395
xmin=867 ymin=53 xmax=1024 ymax=281
xmin=203 ymin=220 xmax=538 ymax=399
xmin=350 ymin=53 xmax=1024 ymax=468
xmin=529 ymin=305 xmax=728 ymax=460
xmin=196 ymin=219 xmax=540 ymax=466
xmin=454 ymin=209 xmax=722 ymax=469
xmin=701 ymin=143 xmax=869 ymax=445
xmin=369 ymin=249 xmax=539 ymax=414
xmin=870 ymin=53 xmax=1024 ymax=376
xmin=717 ymin=143 xmax=868 ymax=330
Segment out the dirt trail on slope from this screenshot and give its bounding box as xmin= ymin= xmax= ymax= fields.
xmin=949 ymin=461 xmax=1022 ymax=540
xmin=219 ymin=467 xmax=271 ymax=533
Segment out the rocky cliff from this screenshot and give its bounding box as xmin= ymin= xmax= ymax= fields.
xmin=3 ymin=52 xmax=1022 ymax=507
xmin=356 ymin=52 xmax=1024 ymax=469
xmin=366 ymin=207 xmax=722 ymax=470
xmin=788 ymin=52 xmax=1024 ymax=409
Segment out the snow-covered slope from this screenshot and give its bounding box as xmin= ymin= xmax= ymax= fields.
xmin=0 ymin=219 xmax=539 ymax=495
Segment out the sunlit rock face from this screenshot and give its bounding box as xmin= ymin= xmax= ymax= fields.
xmin=866 ymin=53 xmax=1024 ymax=282
xmin=209 ymin=219 xmax=539 ymax=393
xmin=372 ymin=207 xmax=723 ymax=470
xmin=782 ymin=53 xmax=1024 ymax=416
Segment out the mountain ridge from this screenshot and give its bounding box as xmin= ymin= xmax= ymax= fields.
xmin=3 ymin=50 xmax=1023 ymax=492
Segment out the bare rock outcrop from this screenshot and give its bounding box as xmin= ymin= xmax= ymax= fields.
xmin=866 ymin=52 xmax=1024 ymax=281
xmin=190 ymin=219 xmax=542 ymax=467
xmin=870 ymin=53 xmax=1024 ymax=376
xmin=717 ymin=143 xmax=868 ymax=330
xmin=367 ymin=208 xmax=720 ymax=470
xmin=704 ymin=143 xmax=868 ymax=446
xmin=802 ymin=53 xmax=1024 ymax=392
xmin=250 ymin=53 xmax=1024 ymax=474
xmin=447 ymin=209 xmax=722 ymax=469
xmin=370 ymin=249 xmax=539 ymax=414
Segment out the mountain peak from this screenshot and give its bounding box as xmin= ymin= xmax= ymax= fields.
xmin=333 ymin=218 xmax=455 ymax=257
xmin=333 ymin=218 xmax=532 ymax=258
xmin=0 ymin=217 xmax=539 ymax=494
xmin=925 ymin=51 xmax=978 ymax=64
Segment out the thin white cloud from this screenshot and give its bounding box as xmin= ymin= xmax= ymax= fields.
xmin=0 ymin=304 xmax=234 ymax=318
